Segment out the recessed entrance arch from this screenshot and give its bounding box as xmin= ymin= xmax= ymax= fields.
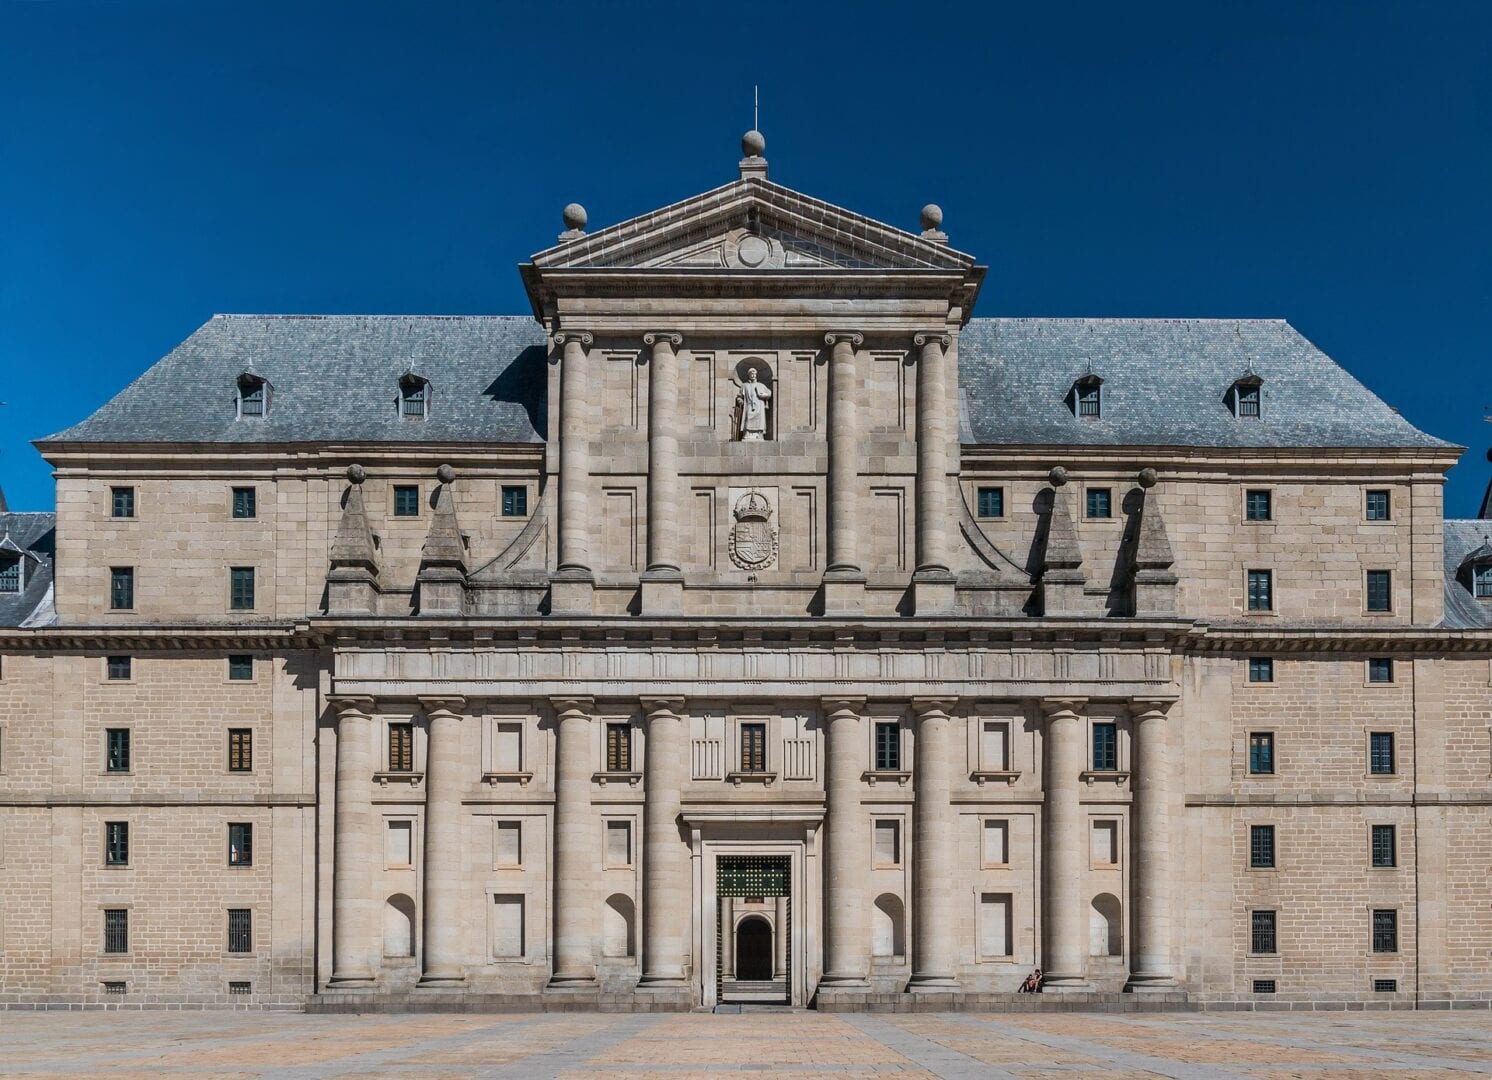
xmin=735 ymin=916 xmax=773 ymax=980
xmin=716 ymin=854 xmax=790 ymax=1005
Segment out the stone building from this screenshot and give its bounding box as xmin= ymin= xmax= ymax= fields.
xmin=2 ymin=133 xmax=1490 ymax=1011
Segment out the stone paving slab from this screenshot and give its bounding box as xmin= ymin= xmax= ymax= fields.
xmin=0 ymin=1010 xmax=1489 ymax=1078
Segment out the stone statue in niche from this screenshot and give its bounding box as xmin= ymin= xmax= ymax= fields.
xmin=730 ymin=361 xmax=773 ymax=441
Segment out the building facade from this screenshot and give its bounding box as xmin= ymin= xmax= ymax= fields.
xmin=2 ymin=134 xmax=1491 ymax=1011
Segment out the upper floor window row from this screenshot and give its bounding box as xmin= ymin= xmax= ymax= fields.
xmin=236 ymin=371 xmax=435 ymax=419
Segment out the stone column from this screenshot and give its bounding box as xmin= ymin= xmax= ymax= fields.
xmin=418 ymin=696 xmax=467 ymax=986
xmin=774 ymin=895 xmax=789 ymax=977
xmin=549 ymin=697 xmax=597 ymax=986
xmin=641 ymin=333 xmax=684 ymax=613
xmin=909 ymin=697 xmax=958 ymax=989
xmin=1126 ymin=701 xmax=1177 ymax=991
xmin=819 ymin=697 xmax=869 ymax=987
xmin=329 ymin=696 xmax=376 ymax=987
xmin=1041 ymin=698 xmax=1089 ymax=989
xmin=912 ymin=333 xmax=954 ymax=602
xmin=640 ymin=696 xmax=688 ymax=986
xmin=822 ymin=333 xmax=865 ymax=614
xmin=553 ymin=330 xmax=594 ymax=613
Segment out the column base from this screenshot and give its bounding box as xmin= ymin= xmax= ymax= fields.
xmin=417 ymin=971 xmax=467 ymax=989
xmin=547 ymin=973 xmax=598 ymax=989
xmin=817 ymin=973 xmax=871 ymax=990
xmin=326 ymin=973 xmax=376 ymax=990
xmin=820 ymin=571 xmax=866 ymax=616
xmin=911 ymin=569 xmax=957 ymax=615
xmin=639 ymin=569 xmax=684 ymax=615
xmin=550 ymin=569 xmax=594 ymax=615
xmin=906 ymin=975 xmax=960 ymax=993
xmin=1039 ymin=974 xmax=1092 ymax=993
xmin=1124 ymin=973 xmax=1179 ymax=993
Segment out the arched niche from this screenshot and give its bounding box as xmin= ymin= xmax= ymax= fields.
xmin=1090 ymin=893 xmax=1122 ymax=957
xmin=872 ymin=894 xmax=905 ymax=958
xmin=603 ymin=893 xmax=635 ymax=958
xmin=384 ymin=893 xmax=416 ymax=958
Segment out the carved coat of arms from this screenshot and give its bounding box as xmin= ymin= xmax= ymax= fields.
xmin=728 ymin=491 xmax=778 ymax=571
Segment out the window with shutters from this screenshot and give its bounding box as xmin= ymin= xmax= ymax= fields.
xmin=228 ymin=823 xmax=253 ymax=867
xmin=227 ymin=909 xmax=252 ymax=953
xmin=105 ymin=728 xmax=131 ymax=773
xmin=105 ymin=821 xmax=129 ymax=867
xmin=1250 ymin=909 xmax=1277 ymax=954
xmin=228 ymin=729 xmax=252 ymax=772
xmin=103 ymin=909 xmax=129 ymax=954
xmin=605 ymin=723 xmax=632 ymax=772
xmin=388 ymin=722 xmax=414 ymax=772
xmin=873 ymin=722 xmax=900 ymax=772
xmin=740 ymin=723 xmax=767 ymax=773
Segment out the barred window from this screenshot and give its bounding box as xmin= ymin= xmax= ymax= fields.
xmin=1252 ymin=979 xmax=1276 ymax=994
xmin=1091 ymin=722 xmax=1118 ymax=772
xmin=501 ymin=485 xmax=528 ymax=517
xmin=1236 ymin=385 xmax=1261 ymax=417
xmin=0 ymin=555 xmax=19 ymax=594
xmin=388 ymin=722 xmax=414 ymax=772
xmin=874 ymin=722 xmax=901 ymax=771
xmin=605 ymin=723 xmax=632 ymax=772
xmin=228 ymin=655 xmax=253 ymax=681
xmin=977 ymin=486 xmax=1004 ymax=518
xmin=228 ymin=729 xmax=252 ymax=773
xmin=1372 ymin=909 xmax=1398 ymax=953
xmin=228 ymin=981 xmax=252 ymax=995
xmin=1249 ymin=824 xmax=1275 ymax=868
xmin=1246 ymin=569 xmax=1272 ymax=611
xmin=1247 ymin=656 xmax=1273 ymax=683
xmin=1368 ymin=657 xmax=1394 ymax=684
xmin=229 ymin=567 xmax=255 ymax=610
xmin=1085 ymin=488 xmax=1112 ymax=519
xmin=228 ymin=823 xmax=253 ymax=867
xmin=1248 ymin=732 xmax=1275 ymax=775
xmin=1245 ymin=489 xmax=1272 ymax=521
xmin=740 ymin=723 xmax=767 ymax=773
xmin=110 ymin=567 xmax=134 ymax=610
xmin=1250 ymin=909 xmax=1277 ymax=954
xmin=105 ymin=821 xmax=129 ymax=866
xmin=1366 ymin=570 xmax=1392 ymax=613
xmin=1373 ymin=978 xmax=1397 ymax=993
xmin=106 ymin=728 xmax=131 ymax=773
xmin=1369 ymin=732 xmax=1395 ymax=775
xmin=1371 ymin=824 xmax=1396 ymax=868
xmin=111 ymin=486 xmax=135 ymax=519
xmin=103 ymin=909 xmax=128 ymax=954
xmin=393 ymin=485 xmax=420 ymax=517
xmin=231 ymin=487 xmax=257 ymax=519
xmin=1076 ymin=383 xmax=1101 ymax=417
xmin=1365 ymin=489 xmax=1391 ymax=521
xmin=227 ymin=908 xmax=252 ymax=954
xmin=106 ymin=655 xmax=131 ymax=680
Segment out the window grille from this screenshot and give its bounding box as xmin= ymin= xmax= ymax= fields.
xmin=1475 ymin=564 xmax=1492 ymax=598
xmin=111 ymin=487 xmax=135 ymax=519
xmin=227 ymin=909 xmax=252 ymax=953
xmin=231 ymin=487 xmax=256 ymax=519
xmin=501 ymin=485 xmax=527 ymax=517
xmin=1247 ymin=656 xmax=1274 ymax=683
xmin=605 ymin=723 xmax=632 ymax=772
xmin=1373 ymin=978 xmax=1397 ymax=993
xmin=102 ymin=981 xmax=127 ymax=995
xmin=1372 ymin=909 xmax=1398 ymax=953
xmin=1248 ymin=732 xmax=1275 ymax=775
xmin=873 ymin=722 xmax=901 ymax=771
xmin=393 ymin=485 xmax=420 ymax=517
xmin=110 ymin=567 xmax=134 ymax=610
xmin=1236 ymin=385 xmax=1261 ymax=417
xmin=717 ymin=854 xmax=790 ymax=898
xmin=1245 ymin=489 xmax=1271 ymax=521
xmin=106 ymin=655 xmax=131 ymax=680
xmin=1076 ymin=384 xmax=1101 ymax=417
xmin=1085 ymin=488 xmax=1112 ymax=519
xmin=388 ymin=723 xmax=414 ymax=772
xmin=103 ymin=909 xmax=129 ymax=954
xmin=0 ymin=555 xmax=19 ymax=594
xmin=1246 ymin=569 xmax=1272 ymax=611
xmin=228 ymin=823 xmax=253 ymax=867
xmin=1366 ymin=570 xmax=1392 ymax=612
xmin=106 ymin=728 xmax=131 ymax=773
xmin=1249 ymin=824 xmax=1275 ymax=868
xmin=1365 ymin=490 xmax=1391 ymax=521
xmin=1369 ymin=732 xmax=1395 ymax=775
xmin=1252 ymin=979 xmax=1276 ymax=994
xmin=739 ymin=723 xmax=767 ymax=773
xmin=105 ymin=821 xmax=129 ymax=866
xmin=1091 ymin=722 xmax=1118 ymax=771
xmin=229 ymin=981 xmax=252 ymax=995
xmin=228 ymin=729 xmax=252 ymax=773
xmin=1371 ymin=824 xmax=1396 ymax=868
xmin=1250 ymin=910 xmax=1277 ymax=954
xmin=977 ymin=486 xmax=1004 ymax=518
xmin=229 ymin=567 xmax=255 ymax=610
xmin=228 ymin=655 xmax=253 ymax=681
xmin=1368 ymin=657 xmax=1394 ymax=684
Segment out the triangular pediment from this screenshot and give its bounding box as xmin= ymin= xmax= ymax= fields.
xmin=528 ymin=178 xmax=976 ymax=273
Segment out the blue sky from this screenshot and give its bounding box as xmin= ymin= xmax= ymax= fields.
xmin=1 ymin=0 xmax=1489 ymax=514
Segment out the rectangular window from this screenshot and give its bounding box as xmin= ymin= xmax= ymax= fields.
xmin=605 ymin=723 xmax=632 ymax=772
xmin=605 ymin=820 xmax=631 ymax=867
xmin=980 ymin=721 xmax=1009 ymax=771
xmin=1374 ymin=978 xmax=1398 ymax=993
xmin=1076 ymin=385 xmax=1101 ymax=417
xmin=0 ymin=555 xmax=19 ymax=594
xmin=1247 ymin=656 xmax=1274 ymax=683
xmin=740 ymin=723 xmax=767 ymax=773
xmin=1368 ymin=657 xmax=1394 ymax=684
xmin=495 ymin=820 xmax=521 ymax=867
xmin=873 ymin=819 xmax=901 ymax=865
xmin=231 ymin=487 xmax=257 ymax=519
xmin=1249 ymin=824 xmax=1275 ymax=868
xmin=1236 ymin=385 xmax=1261 ymax=417
xmin=393 ymin=485 xmax=420 ymax=517
xmin=1248 ymin=732 xmax=1275 ymax=775
xmin=982 ymin=819 xmax=1009 ymax=865
xmin=240 ymin=385 xmax=264 ymax=416
xmin=1372 ymin=909 xmax=1398 ymax=953
xmin=110 ymin=567 xmax=134 ymax=610
xmin=976 ymin=486 xmax=1004 ymax=518
xmin=979 ymin=893 xmax=1013 ymax=957
xmin=111 ymin=486 xmax=135 ymax=519
xmin=228 ymin=823 xmax=253 ymax=867
xmin=1091 ymin=820 xmax=1118 ymax=865
xmin=873 ymin=721 xmax=901 ymax=771
xmin=103 ymin=909 xmax=129 ymax=954
xmin=1246 ymin=569 xmax=1273 ymax=611
xmin=1085 ymin=488 xmax=1112 ymax=519
xmin=491 ymin=722 xmax=522 ymax=773
xmin=1252 ymin=979 xmax=1277 ymax=994
xmin=401 ymin=384 xmax=426 ymax=417
xmin=1366 ymin=570 xmax=1392 ymax=613
xmin=228 ymin=981 xmax=252 ymax=995
xmin=106 ymin=655 xmax=131 ymax=681
xmin=105 ymin=821 xmax=129 ymax=866
xmin=1365 ymin=490 xmax=1391 ymax=521
xmin=386 ymin=820 xmax=413 ymax=867
xmin=501 ymin=485 xmax=528 ymax=517
xmin=227 ymin=909 xmax=252 ymax=954
xmin=492 ymin=895 xmax=525 ymax=958
xmin=1475 ymin=564 xmax=1492 ymax=598
xmin=227 ymin=654 xmax=253 ymax=681
xmin=1245 ymin=489 xmax=1272 ymax=522
xmin=388 ymin=722 xmax=414 ymax=772
xmin=1371 ymin=824 xmax=1396 ymax=868
xmin=1369 ymin=732 xmax=1395 ymax=775
xmin=1250 ymin=909 xmax=1277 ymax=954
xmin=105 ymin=728 xmax=131 ymax=773
xmin=1091 ymin=721 xmax=1118 ymax=771
xmin=229 ymin=567 xmax=255 ymax=610
xmin=228 ymin=729 xmax=252 ymax=772
xmin=102 ymin=980 xmax=127 ymax=995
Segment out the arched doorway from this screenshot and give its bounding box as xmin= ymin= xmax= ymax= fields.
xmin=735 ymin=916 xmax=773 ymax=980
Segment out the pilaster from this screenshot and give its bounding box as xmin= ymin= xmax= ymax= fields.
xmin=912 ymin=333 xmax=956 ymax=615
xmin=552 ymin=330 xmax=595 ymax=615
xmin=641 ymin=332 xmax=685 ymax=615
xmin=822 ymin=332 xmax=865 ymax=616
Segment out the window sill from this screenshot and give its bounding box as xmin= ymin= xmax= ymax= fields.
xmin=861 ymin=770 xmax=911 ymax=787
xmin=592 ymin=771 xmax=642 ymax=788
xmin=725 ymin=771 xmax=778 ymax=787
xmin=482 ymin=771 xmax=534 ymax=787
xmin=374 ymin=771 xmax=423 ymax=787
xmin=1080 ymin=770 xmax=1130 ymax=785
xmin=971 ymin=770 xmax=1022 ymax=787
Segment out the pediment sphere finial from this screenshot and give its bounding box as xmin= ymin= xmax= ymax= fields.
xmin=742 ymin=129 xmax=766 ymax=158
xmin=920 ymin=203 xmax=943 ymax=231
xmin=562 ymin=203 xmax=588 ymax=231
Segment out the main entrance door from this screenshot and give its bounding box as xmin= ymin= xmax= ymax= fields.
xmin=717 ymin=855 xmax=790 ymax=1005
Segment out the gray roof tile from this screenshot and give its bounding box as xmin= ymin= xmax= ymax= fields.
xmin=1444 ymin=519 xmax=1492 ymax=629
xmin=0 ymin=512 xmax=56 ymax=628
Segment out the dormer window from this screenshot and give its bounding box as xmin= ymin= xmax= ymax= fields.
xmin=1070 ymin=373 xmax=1103 ymax=419
xmin=0 ymin=553 xmax=21 ymax=593
xmin=1229 ymin=372 xmax=1263 ymax=418
xmin=1457 ymin=539 xmax=1492 ymax=600
xmin=237 ymin=373 xmax=269 ymax=419
xmin=399 ymin=373 xmax=430 ymax=419
xmin=1475 ymin=563 xmax=1492 ymax=599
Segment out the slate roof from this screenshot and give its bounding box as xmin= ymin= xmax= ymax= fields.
xmin=0 ymin=512 xmax=57 ymax=628
xmin=41 ymin=315 xmax=1450 ymax=453
xmin=1443 ymin=520 xmax=1492 ymax=629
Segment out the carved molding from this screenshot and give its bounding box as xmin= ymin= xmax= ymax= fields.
xmin=823 ymin=331 xmax=865 ymax=348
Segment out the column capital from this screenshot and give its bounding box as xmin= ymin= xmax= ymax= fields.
xmin=418 ymin=695 xmax=467 ymax=718
xmin=642 ymin=331 xmax=683 ymax=348
xmin=327 ymin=694 xmax=376 ymax=719
xmin=820 ymin=696 xmax=867 ymax=716
xmin=911 ymin=696 xmax=958 ymax=718
xmin=640 ymin=695 xmax=686 ymax=716
xmin=1131 ymin=699 xmax=1175 ymax=722
xmin=553 ymin=329 xmax=594 ymax=348
xmin=824 ymin=331 xmax=864 ymax=348
xmin=913 ymin=331 xmax=951 ymax=349
xmin=550 ymin=695 xmax=595 ymax=717
xmin=1039 ymin=697 xmax=1087 ymax=720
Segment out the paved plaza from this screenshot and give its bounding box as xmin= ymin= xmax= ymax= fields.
xmin=0 ymin=1010 xmax=1490 ymax=1079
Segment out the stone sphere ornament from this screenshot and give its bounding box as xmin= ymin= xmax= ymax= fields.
xmin=920 ymin=203 xmax=944 ymax=231
xmin=436 ymin=464 xmax=456 ymax=484
xmin=1048 ymin=466 xmax=1069 ymax=487
xmin=1138 ymin=467 xmax=1158 ymax=489
xmin=562 ymin=203 xmax=588 ymax=231
xmin=741 ymin=129 xmax=766 ymax=157
xmin=346 ymin=464 xmax=366 ymax=484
